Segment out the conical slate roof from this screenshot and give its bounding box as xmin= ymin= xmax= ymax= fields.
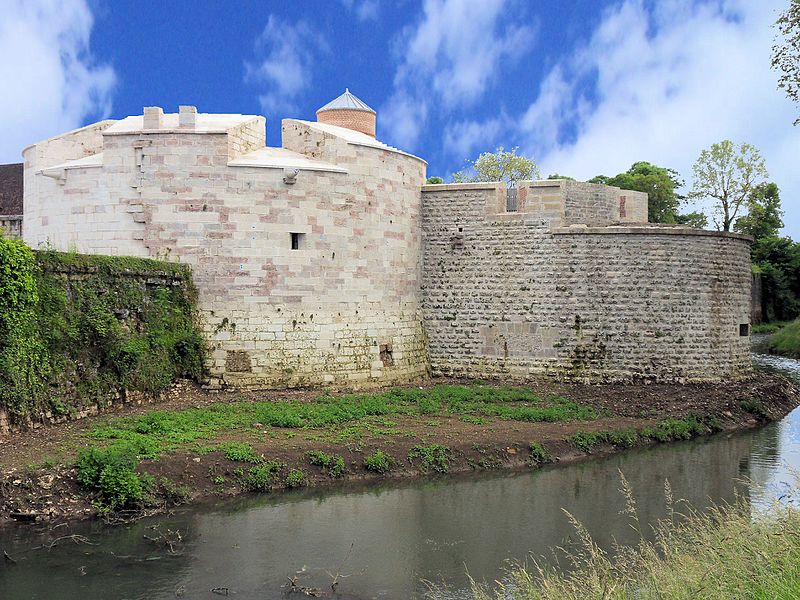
xmin=316 ymin=89 xmax=376 ymax=114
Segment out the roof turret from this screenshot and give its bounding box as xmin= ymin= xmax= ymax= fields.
xmin=316 ymin=88 xmax=376 ymax=114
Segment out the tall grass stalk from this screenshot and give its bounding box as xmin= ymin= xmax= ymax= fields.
xmin=472 ymin=471 xmax=800 ymax=600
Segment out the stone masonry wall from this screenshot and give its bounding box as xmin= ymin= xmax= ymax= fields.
xmin=421 ymin=185 xmax=753 ymax=383
xmin=25 ymin=116 xmax=429 ymax=389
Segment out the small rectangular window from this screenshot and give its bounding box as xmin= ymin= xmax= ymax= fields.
xmin=290 ymin=232 xmax=304 ymax=250
xmin=739 ymin=323 xmax=750 ymax=337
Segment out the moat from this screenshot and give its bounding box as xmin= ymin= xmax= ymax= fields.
xmin=2 ymin=346 xmax=799 ymax=599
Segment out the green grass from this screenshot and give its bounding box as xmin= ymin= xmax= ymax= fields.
xmin=570 ymin=418 xmax=710 ymax=452
xmin=82 ymin=384 xmax=595 ymax=461
xmin=219 ymin=441 xmax=261 ymax=463
xmin=768 ymin=319 xmax=800 ymax=358
xmin=528 ymin=442 xmax=548 ymax=462
xmin=752 ymin=321 xmax=787 ymax=334
xmin=407 ymin=443 xmax=453 ymax=473
xmin=240 ymin=460 xmax=286 ymax=491
xmin=306 ymin=450 xmax=346 ymax=478
xmin=364 ymin=450 xmax=396 ymax=473
xmin=471 ymin=476 xmax=800 ymax=600
xmin=285 ymin=468 xmax=308 ymax=488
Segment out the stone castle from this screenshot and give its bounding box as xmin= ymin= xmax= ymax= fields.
xmin=21 ymin=90 xmax=753 ymax=388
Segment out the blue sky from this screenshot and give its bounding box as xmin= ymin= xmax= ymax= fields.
xmin=2 ymin=0 xmax=798 ymax=235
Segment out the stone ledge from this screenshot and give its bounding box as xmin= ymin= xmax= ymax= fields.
xmin=552 ymin=225 xmax=753 ymax=242
xmin=422 ymin=182 xmax=504 ymax=191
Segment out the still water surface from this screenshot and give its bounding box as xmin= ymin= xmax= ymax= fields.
xmin=2 ymin=348 xmax=799 ymax=599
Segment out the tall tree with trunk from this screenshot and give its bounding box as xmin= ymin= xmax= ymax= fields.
xmin=689 ymin=140 xmax=768 ymax=232
xmin=772 ymin=0 xmax=800 ymax=125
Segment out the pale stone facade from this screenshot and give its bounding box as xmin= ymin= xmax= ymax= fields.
xmin=22 ymin=91 xmax=753 ymax=387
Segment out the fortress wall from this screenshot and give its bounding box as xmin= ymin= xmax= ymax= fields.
xmin=130 ymin=121 xmax=428 ymax=388
xmin=421 ymin=185 xmax=752 ymax=383
xmin=23 ymin=121 xmax=115 ymax=247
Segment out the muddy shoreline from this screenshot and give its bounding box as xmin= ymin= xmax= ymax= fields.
xmin=1 ymin=372 xmax=798 ymax=528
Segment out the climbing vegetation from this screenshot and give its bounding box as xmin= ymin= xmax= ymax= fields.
xmin=0 ymin=239 xmax=204 ymax=422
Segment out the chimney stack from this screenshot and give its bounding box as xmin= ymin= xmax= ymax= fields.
xmin=143 ymin=106 xmax=163 ymax=129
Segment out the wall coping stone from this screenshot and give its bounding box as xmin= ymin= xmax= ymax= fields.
xmin=552 ymin=225 xmax=753 ymax=242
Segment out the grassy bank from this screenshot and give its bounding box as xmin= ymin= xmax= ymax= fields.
xmin=769 ymin=319 xmax=800 ymax=358
xmin=1 ymin=373 xmax=797 ymax=524
xmin=471 ymin=476 xmax=800 ymax=600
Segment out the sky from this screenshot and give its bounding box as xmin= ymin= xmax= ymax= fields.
xmin=1 ymin=0 xmax=798 ymax=235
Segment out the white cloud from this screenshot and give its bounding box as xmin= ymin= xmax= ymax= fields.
xmin=443 ymin=116 xmax=505 ymax=164
xmin=339 ymin=0 xmax=380 ymax=21
xmin=382 ymin=0 xmax=534 ymax=149
xmin=245 ymin=16 xmax=328 ymax=116
xmin=521 ymin=0 xmax=800 ymax=235
xmin=0 ymin=0 xmax=115 ymax=163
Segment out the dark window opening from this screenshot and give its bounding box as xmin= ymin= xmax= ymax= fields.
xmin=290 ymin=232 xmax=304 ymax=250
xmin=739 ymin=323 xmax=750 ymax=337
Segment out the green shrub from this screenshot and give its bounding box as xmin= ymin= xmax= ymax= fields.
xmin=407 ymin=444 xmax=452 ymax=473
xmin=306 ymin=450 xmax=346 ymax=478
xmin=285 ymin=468 xmax=308 ymax=488
xmin=241 ymin=460 xmax=286 ymax=491
xmin=75 ymin=443 xmax=150 ymax=509
xmin=220 ymin=442 xmax=261 ymax=463
xmin=528 ymin=442 xmax=548 ymax=462
xmin=364 ymin=450 xmax=395 ymax=473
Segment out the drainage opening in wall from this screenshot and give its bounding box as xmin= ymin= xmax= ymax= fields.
xmin=739 ymin=323 xmax=750 ymax=337
xmin=380 ymin=343 xmax=394 ymax=367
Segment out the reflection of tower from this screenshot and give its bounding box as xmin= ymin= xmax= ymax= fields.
xmin=315 ymin=89 xmax=377 ymax=137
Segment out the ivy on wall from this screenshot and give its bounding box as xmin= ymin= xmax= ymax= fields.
xmin=0 ymin=234 xmax=205 ymax=422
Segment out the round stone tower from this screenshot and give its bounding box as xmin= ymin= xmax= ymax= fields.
xmin=316 ymin=88 xmax=376 ymax=138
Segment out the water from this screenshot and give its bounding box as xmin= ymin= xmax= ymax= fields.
xmin=2 ymin=348 xmax=800 ymax=600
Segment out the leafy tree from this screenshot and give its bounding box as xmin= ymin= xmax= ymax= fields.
xmin=752 ymin=235 xmax=800 ymax=322
xmin=547 ymin=173 xmax=576 ymax=181
xmin=772 ymin=0 xmax=800 ymax=125
xmin=589 ymin=162 xmax=684 ymax=224
xmin=689 ymin=140 xmax=768 ymax=232
xmin=451 ymin=147 xmax=540 ymax=185
xmin=734 ymin=182 xmax=784 ymax=240
xmin=675 ymin=212 xmax=709 ymax=229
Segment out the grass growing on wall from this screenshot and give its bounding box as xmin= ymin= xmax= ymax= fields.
xmin=0 ymin=236 xmax=205 ymax=421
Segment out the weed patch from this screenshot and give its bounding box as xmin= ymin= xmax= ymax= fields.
xmin=407 ymin=444 xmax=453 ymax=473
xmin=306 ymin=450 xmax=346 ymax=478
xmin=528 ymin=442 xmax=548 ymax=462
xmin=75 ymin=443 xmax=151 ymax=510
xmin=241 ymin=460 xmax=286 ymax=491
xmin=220 ymin=442 xmax=261 ymax=463
xmin=364 ymin=450 xmax=395 ymax=473
xmin=285 ymin=469 xmax=308 ymax=488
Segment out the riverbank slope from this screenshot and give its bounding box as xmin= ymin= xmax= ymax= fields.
xmin=1 ymin=372 xmax=797 ymax=525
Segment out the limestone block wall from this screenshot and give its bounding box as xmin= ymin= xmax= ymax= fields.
xmin=421 ymin=185 xmax=752 ymax=383
xmin=105 ymin=119 xmax=427 ymax=389
xmin=23 ymin=121 xmax=116 ymax=251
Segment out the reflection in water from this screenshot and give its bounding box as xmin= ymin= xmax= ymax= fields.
xmin=1 ymin=349 xmax=799 ymax=599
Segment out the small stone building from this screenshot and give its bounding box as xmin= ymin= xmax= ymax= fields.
xmin=0 ymin=163 xmax=23 ymax=238
xmin=21 ymin=90 xmax=753 ymax=387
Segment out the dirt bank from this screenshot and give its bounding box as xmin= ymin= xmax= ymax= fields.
xmin=1 ymin=372 xmax=797 ymax=526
